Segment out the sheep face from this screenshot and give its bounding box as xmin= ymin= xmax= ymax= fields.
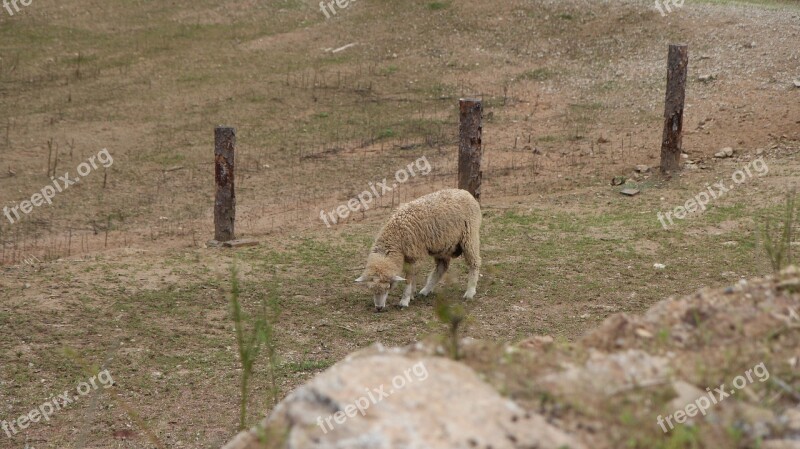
xmin=356 ymin=253 xmax=405 ymax=312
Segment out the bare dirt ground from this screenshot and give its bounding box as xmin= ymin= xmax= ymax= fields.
xmin=1 ymin=0 xmax=799 ymax=447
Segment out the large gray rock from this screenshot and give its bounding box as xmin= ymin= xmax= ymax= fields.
xmin=222 ymin=345 xmax=583 ymax=449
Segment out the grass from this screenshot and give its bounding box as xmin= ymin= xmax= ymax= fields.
xmin=517 ymin=68 xmax=554 ymax=82
xmin=0 ymin=169 xmax=785 ymax=445
xmin=427 ymin=2 xmax=451 ymax=10
xmin=0 ymin=0 xmax=796 ymax=446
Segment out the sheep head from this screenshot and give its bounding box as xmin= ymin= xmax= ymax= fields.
xmin=355 ymin=252 xmax=405 ymax=312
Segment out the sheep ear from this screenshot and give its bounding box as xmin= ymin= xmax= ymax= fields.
xmin=392 ymin=275 xmax=407 ymax=282
xmin=355 ymin=275 xmax=367 ymax=283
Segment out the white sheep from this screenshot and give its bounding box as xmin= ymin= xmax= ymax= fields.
xmin=356 ymin=188 xmax=482 ymax=311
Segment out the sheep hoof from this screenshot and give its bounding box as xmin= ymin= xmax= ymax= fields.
xmin=463 ymin=290 xmax=476 ymax=300
xmin=419 ymin=289 xmax=431 ymax=297
xmin=396 ymin=303 xmax=409 ymax=310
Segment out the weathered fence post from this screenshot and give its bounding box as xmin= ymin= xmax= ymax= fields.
xmin=659 ymin=44 xmax=688 ymax=175
xmin=458 ymin=98 xmax=483 ymax=201
xmin=215 ymin=126 xmax=236 ymax=242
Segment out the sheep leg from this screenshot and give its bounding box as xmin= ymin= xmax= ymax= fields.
xmin=399 ymin=263 xmax=417 ymax=308
xmin=420 ymin=258 xmax=449 ymax=296
xmin=462 ymin=239 xmax=481 ymax=300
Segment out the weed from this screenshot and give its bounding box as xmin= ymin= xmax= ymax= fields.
xmin=229 ymin=261 xmax=281 ymax=430
xmin=760 ymin=191 xmax=796 ymax=273
xmin=434 ymin=296 xmax=467 ymax=360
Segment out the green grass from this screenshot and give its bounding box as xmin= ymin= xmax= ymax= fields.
xmin=427 ymin=2 xmax=451 ymax=11
xmin=517 ymin=68 xmax=554 ymax=82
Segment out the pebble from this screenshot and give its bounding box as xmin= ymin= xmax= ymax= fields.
xmin=714 ymin=147 xmax=734 ymax=158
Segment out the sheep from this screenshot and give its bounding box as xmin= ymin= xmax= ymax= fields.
xmin=355 ymin=188 xmax=481 ymax=312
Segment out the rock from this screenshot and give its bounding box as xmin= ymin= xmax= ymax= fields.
xmin=715 ymin=147 xmax=734 ymax=158
xmin=793 ymin=80 xmax=800 ymax=88
xmin=222 ymin=350 xmax=584 ymax=449
xmin=620 ymin=188 xmax=639 ymax=196
xmin=698 ymin=74 xmax=715 ymax=82
xmin=762 ymin=441 xmax=800 ymax=449
xmin=668 ymin=380 xmax=706 ymax=413
xmin=611 ymin=176 xmax=626 ymax=186
xmin=634 ymin=165 xmax=650 ymax=173
xmin=518 ymin=335 xmax=555 ymax=350
xmin=781 ymin=408 xmax=800 ymax=432
xmin=731 ymin=402 xmax=774 ymax=440
xmin=777 ymin=265 xmax=800 ymax=292
xmin=756 ymin=148 xmax=765 ymax=155
xmin=222 ymin=239 xmax=260 ymax=248
xmin=539 ymin=349 xmax=670 ymax=396
xmin=654 ymin=263 xmax=666 ymax=270
xmin=207 ymin=239 xmax=260 ymax=248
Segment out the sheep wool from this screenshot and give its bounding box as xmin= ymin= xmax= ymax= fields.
xmin=356 ymin=188 xmax=481 ymax=311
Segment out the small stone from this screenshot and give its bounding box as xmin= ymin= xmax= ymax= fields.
xmin=715 ymin=147 xmax=734 ymax=158
xmin=620 ymin=188 xmax=639 ymax=196
xmin=722 ymin=241 xmax=738 ymax=247
xmin=794 ymin=80 xmax=800 ymax=88
xmin=222 ymin=239 xmax=260 ymax=248
xmin=635 ymin=328 xmax=653 ymax=339
xmin=756 ymin=148 xmax=764 ymax=156
xmin=698 ymin=74 xmax=715 ymax=82
xmin=653 ymin=263 xmax=666 ymax=270
xmin=519 ymin=335 xmax=554 ymax=350
xmin=782 ymin=408 xmax=800 ymax=432
xmin=635 ymin=165 xmax=650 ymax=173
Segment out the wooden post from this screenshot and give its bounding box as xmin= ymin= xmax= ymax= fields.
xmin=659 ymin=44 xmax=688 ymax=175
xmin=458 ymin=98 xmax=483 ymax=201
xmin=215 ymin=126 xmax=236 ymax=242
